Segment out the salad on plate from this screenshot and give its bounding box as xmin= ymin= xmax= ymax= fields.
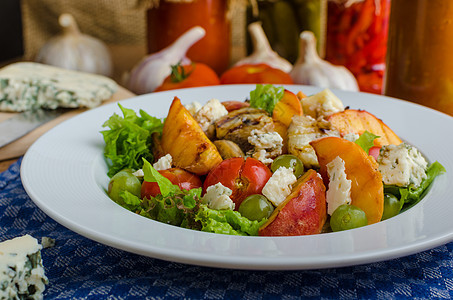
xmin=101 ymin=84 xmax=445 ymax=236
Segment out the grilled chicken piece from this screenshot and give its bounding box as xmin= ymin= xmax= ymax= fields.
xmin=215 ymin=107 xmax=274 ymax=152
xmin=287 ymin=115 xmax=339 ymax=169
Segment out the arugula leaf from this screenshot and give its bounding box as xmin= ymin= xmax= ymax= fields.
xmin=101 ymin=104 xmax=163 ymax=177
xmin=355 ymin=131 xmax=380 ymax=153
xmin=249 ymin=84 xmax=285 ymax=115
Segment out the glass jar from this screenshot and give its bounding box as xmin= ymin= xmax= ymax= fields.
xmin=325 ymin=0 xmax=391 ymax=94
xmin=147 ymin=0 xmax=231 ymax=75
xmin=246 ymin=0 xmax=327 ymax=63
xmin=384 ymin=0 xmax=453 ymax=116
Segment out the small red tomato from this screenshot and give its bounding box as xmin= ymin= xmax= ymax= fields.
xmin=203 ymin=157 xmax=272 ymax=209
xmin=369 ymin=146 xmax=381 ymax=160
xmin=141 ymin=167 xmax=202 ymax=199
xmin=155 ymin=62 xmax=220 ymax=92
xmin=220 ymin=63 xmax=293 ymax=85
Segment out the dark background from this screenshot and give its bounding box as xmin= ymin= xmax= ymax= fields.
xmin=0 ymin=0 xmax=24 ymax=62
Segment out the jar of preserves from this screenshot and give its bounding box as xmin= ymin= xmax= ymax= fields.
xmin=246 ymin=0 xmax=327 ymax=63
xmin=147 ymin=0 xmax=231 ymax=75
xmin=325 ymin=0 xmax=391 ymax=94
xmin=384 ymin=0 xmax=453 ymax=116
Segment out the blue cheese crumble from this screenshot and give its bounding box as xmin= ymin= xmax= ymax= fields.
xmin=262 ymin=167 xmax=297 ymax=207
xmin=202 ymin=183 xmax=235 ymax=210
xmin=0 ymin=62 xmax=117 ymax=112
xmin=0 ymin=235 xmax=48 ymax=300
xmin=153 ymin=154 xmax=173 ymax=171
xmin=247 ymin=129 xmax=283 ymax=164
xmin=194 ymin=99 xmax=228 ymax=132
xmin=377 ymin=143 xmax=428 ymax=188
xmin=326 ymin=156 xmax=352 ymax=215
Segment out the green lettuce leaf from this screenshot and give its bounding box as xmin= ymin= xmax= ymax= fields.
xmin=195 ymin=205 xmax=266 ymax=236
xmin=101 ymin=104 xmax=163 ymax=177
xmin=355 ymin=131 xmax=380 ymax=153
xmin=118 ymin=190 xmax=142 ymax=212
xmin=142 ymin=158 xmax=180 ymax=196
xmin=115 ymin=160 xmax=264 ymax=236
xmin=249 ymin=84 xmax=285 ymax=115
xmin=139 ymin=158 xmax=201 ymax=227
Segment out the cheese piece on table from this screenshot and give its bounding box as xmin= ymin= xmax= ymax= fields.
xmin=0 ymin=62 xmax=118 ymax=112
xmin=0 ymin=235 xmax=48 ymax=300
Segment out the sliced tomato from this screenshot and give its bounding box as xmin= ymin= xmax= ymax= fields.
xmin=203 ymin=157 xmax=272 ymax=209
xmin=141 ymin=167 xmax=202 ymax=199
xmin=368 ymin=146 xmax=381 ymax=160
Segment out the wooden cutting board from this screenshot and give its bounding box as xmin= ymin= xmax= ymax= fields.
xmin=0 ymin=86 xmax=135 ymax=161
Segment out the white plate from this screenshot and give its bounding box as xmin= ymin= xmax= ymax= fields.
xmin=21 ymin=84 xmax=453 ymax=270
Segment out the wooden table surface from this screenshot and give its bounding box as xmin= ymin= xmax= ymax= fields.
xmin=0 ymin=158 xmax=17 ymax=173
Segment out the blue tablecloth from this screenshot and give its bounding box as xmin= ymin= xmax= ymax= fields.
xmin=1 ymin=158 xmax=453 ymax=299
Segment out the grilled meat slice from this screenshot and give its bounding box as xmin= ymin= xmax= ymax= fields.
xmin=215 ymin=107 xmax=274 ymax=152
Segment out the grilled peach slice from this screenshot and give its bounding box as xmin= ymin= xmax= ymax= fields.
xmin=328 ymin=109 xmax=402 ymax=147
xmin=161 ymin=97 xmax=223 ymax=175
xmin=272 ymin=90 xmax=304 ymax=152
xmin=311 ymin=136 xmax=384 ymax=224
xmin=259 ymin=169 xmax=327 ymax=236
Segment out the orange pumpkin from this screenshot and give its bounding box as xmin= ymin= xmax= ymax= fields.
xmin=220 ymin=63 xmax=293 ymax=85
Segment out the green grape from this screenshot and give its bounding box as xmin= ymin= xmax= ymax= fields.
xmin=330 ymin=204 xmax=368 ymax=232
xmin=381 ymin=193 xmax=403 ymax=220
xmin=108 ymin=170 xmax=141 ymax=203
xmin=238 ymin=194 xmax=274 ymax=221
xmin=271 ymin=154 xmax=304 ymax=178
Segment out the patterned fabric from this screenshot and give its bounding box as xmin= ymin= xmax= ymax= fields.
xmin=1 ymin=158 xmax=453 ymax=299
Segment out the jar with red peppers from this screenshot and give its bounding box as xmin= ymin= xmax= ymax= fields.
xmin=325 ymin=0 xmax=391 ymax=94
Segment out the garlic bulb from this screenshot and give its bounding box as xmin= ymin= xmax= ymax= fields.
xmin=290 ymin=31 xmax=359 ymax=91
xmin=234 ymin=22 xmax=293 ymax=73
xmin=36 ymin=13 xmax=113 ymax=77
xmin=124 ymin=26 xmax=205 ymax=94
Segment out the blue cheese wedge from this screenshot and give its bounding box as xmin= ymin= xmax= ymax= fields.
xmin=0 ymin=235 xmax=48 ymax=300
xmin=377 ymin=143 xmax=428 ymax=188
xmin=0 ymin=62 xmax=117 ymax=112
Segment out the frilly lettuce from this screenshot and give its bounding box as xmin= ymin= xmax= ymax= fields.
xmin=195 ymin=206 xmax=266 ymax=236
xmin=136 ymin=159 xmax=264 ymax=235
xmin=249 ymin=84 xmax=284 ymax=115
xmin=101 ymin=104 xmax=163 ymax=177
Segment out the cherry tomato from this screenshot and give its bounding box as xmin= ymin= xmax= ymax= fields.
xmin=369 ymin=146 xmax=381 ymax=160
xmin=203 ymin=157 xmax=272 ymax=209
xmin=141 ymin=167 xmax=202 ymax=199
xmin=155 ymin=63 xmax=220 ymax=92
xmin=220 ymin=63 xmax=293 ymax=85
